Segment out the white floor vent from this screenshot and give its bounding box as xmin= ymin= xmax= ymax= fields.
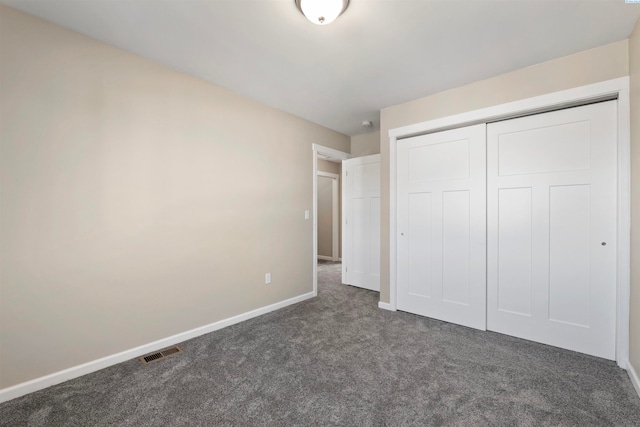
xmin=139 ymin=346 xmax=183 ymax=365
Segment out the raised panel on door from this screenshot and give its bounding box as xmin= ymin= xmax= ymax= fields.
xmin=442 ymin=190 xmax=471 ymax=305
xmin=487 ymin=101 xmax=617 ymax=360
xmin=397 ymin=124 xmax=486 ymax=330
xmin=350 ymin=197 xmax=368 ymax=285
xmin=407 ymin=192 xmax=432 ymax=298
xmin=342 ymin=154 xmax=380 ymax=292
xmin=497 ymin=187 xmax=533 ymax=317
xmin=548 ymin=184 xmax=591 ymax=327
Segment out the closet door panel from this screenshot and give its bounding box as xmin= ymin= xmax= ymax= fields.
xmin=397 ymin=124 xmax=486 ymax=330
xmin=487 ymin=101 xmax=617 ymax=360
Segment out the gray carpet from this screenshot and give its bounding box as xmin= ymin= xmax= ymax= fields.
xmin=2 ymin=261 xmax=639 ymax=426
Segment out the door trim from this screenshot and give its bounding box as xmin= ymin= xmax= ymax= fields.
xmin=386 ymin=77 xmax=630 ymax=369
xmin=312 ymin=144 xmax=350 ymax=297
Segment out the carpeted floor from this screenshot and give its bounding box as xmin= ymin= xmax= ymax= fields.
xmin=1 ymin=260 xmax=640 ymax=426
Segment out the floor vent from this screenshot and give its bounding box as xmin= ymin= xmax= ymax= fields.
xmin=139 ymin=346 xmax=183 ymax=365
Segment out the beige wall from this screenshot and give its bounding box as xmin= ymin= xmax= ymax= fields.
xmin=317 ymin=159 xmax=340 ymax=175
xmin=629 ymin=18 xmax=640 ymax=377
xmin=379 ymin=40 xmax=629 ymax=304
xmin=0 ymin=5 xmax=349 ymax=389
xmin=351 ymin=131 xmax=381 ymax=157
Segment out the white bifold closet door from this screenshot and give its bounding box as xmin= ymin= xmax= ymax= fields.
xmin=487 ymin=101 xmax=617 ymax=360
xmin=397 ymin=124 xmax=487 ymax=330
xmin=342 ymin=154 xmax=381 ymax=291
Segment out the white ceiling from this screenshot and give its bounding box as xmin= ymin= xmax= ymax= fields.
xmin=2 ymin=0 xmax=639 ymax=136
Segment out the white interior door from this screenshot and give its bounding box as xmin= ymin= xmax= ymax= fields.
xmin=343 ymin=155 xmax=380 ymax=291
xmin=487 ymin=101 xmax=617 ymax=360
xmin=397 ymin=124 xmax=486 ymax=330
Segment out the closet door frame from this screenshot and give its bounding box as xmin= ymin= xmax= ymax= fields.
xmin=385 ymin=77 xmax=631 ymax=369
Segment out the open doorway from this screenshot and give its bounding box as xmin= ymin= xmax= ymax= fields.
xmin=312 ymin=144 xmax=350 ymax=296
xmin=317 ymin=168 xmax=339 ymax=262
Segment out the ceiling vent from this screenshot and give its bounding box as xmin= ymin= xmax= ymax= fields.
xmin=139 ymin=346 xmax=183 ymax=365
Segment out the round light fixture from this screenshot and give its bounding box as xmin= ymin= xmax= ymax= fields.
xmin=295 ymin=0 xmax=349 ymax=26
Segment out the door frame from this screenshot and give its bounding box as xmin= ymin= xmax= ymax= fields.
xmin=385 ymin=77 xmax=631 ymax=369
xmin=317 ymin=171 xmax=340 ymax=262
xmin=312 ymin=144 xmax=350 ymax=297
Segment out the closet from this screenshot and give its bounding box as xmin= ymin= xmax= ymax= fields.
xmin=396 ymin=100 xmax=617 ymax=360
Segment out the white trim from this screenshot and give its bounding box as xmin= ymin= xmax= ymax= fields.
xmin=378 ymin=301 xmax=395 ymax=311
xmin=317 ymin=255 xmax=334 ymax=261
xmin=0 ymin=291 xmax=315 ymax=404
xmin=627 ymin=361 xmax=640 ymax=399
xmin=315 ymin=144 xmax=351 ymax=161
xmin=312 ymin=144 xmax=350 ymax=296
xmin=342 ymin=163 xmax=348 ymax=284
xmin=313 ymin=147 xmax=318 ymax=296
xmin=616 ymin=87 xmax=631 ymax=370
xmin=389 ymin=136 xmax=398 ymax=311
xmin=317 ymin=171 xmax=340 ymax=179
xmin=387 ymin=77 xmax=630 ymax=367
xmin=332 ymin=175 xmax=339 ymax=261
xmin=317 ymin=171 xmax=340 ymax=261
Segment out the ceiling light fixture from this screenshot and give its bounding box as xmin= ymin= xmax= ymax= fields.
xmin=295 ymin=0 xmax=349 ymax=26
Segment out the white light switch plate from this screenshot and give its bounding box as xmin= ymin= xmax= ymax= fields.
xmin=304 ymin=210 xmax=310 ymax=220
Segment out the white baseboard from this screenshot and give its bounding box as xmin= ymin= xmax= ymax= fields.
xmin=378 ymin=301 xmax=395 ymax=311
xmin=317 ymin=256 xmax=342 ymax=262
xmin=0 ymin=291 xmax=315 ymax=404
xmin=627 ymin=359 xmax=640 ymax=399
